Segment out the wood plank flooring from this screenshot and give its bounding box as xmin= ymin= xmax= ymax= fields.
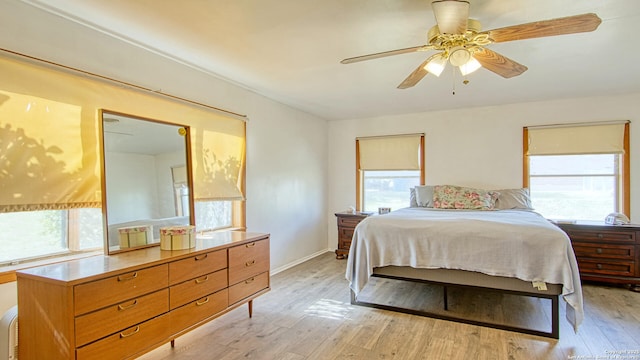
xmin=139 ymin=252 xmax=640 ymax=360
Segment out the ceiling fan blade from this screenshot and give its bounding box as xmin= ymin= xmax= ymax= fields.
xmin=487 ymin=13 xmax=602 ymax=43
xmin=432 ymin=0 xmax=469 ymax=34
xmin=473 ymin=47 xmax=527 ymax=78
xmin=397 ymin=56 xmax=436 ymax=89
xmin=341 ymin=45 xmax=432 ymax=64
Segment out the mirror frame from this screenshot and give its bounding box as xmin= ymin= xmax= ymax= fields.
xmin=99 ymin=109 xmax=195 ymax=254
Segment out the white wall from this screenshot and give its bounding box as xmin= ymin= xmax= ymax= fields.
xmin=105 ymin=152 xmax=159 ymax=224
xmin=327 ymin=94 xmax=640 ymax=250
xmin=105 ymin=150 xmax=185 ymax=223
xmin=0 ymin=282 xmax=16 ymax=316
xmin=0 ymin=0 xmax=328 ymax=312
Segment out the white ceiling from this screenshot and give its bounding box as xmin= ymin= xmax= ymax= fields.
xmin=20 ymin=0 xmax=640 ymax=120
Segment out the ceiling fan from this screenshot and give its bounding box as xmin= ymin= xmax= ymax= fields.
xmin=340 ymin=0 xmax=602 ymax=89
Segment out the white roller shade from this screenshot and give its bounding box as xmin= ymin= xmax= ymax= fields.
xmin=358 ymin=135 xmax=421 ymax=170
xmin=172 ymin=166 xmax=187 ymax=184
xmin=192 ymin=126 xmax=245 ymax=201
xmin=527 ymin=123 xmax=627 ymax=155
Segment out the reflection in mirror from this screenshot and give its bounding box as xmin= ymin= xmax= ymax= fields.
xmin=100 ymin=111 xmax=192 ymax=253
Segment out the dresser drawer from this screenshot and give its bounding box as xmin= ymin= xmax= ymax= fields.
xmin=228 ymin=271 xmax=269 ymax=305
xmin=572 ymin=243 xmax=634 ymax=260
xmin=75 ymin=288 xmax=169 ymax=347
xmin=228 ymin=239 xmax=270 ymax=285
xmin=340 ymin=239 xmax=352 ymax=249
xmin=76 ymin=312 xmax=171 ymax=360
xmin=338 ymin=216 xmax=364 ymax=228
xmin=74 ymin=264 xmax=168 ymax=316
xmin=170 ymin=268 xmax=227 ymax=309
xmin=339 ymin=227 xmax=355 ymax=239
xmin=566 ymin=229 xmax=636 ymax=244
xmin=169 ymin=289 xmax=228 ymax=333
xmin=577 ymin=259 xmax=635 ymax=276
xmin=169 ymin=249 xmax=227 ymax=285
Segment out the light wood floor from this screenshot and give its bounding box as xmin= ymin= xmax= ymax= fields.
xmin=140 ymin=252 xmax=640 ymax=360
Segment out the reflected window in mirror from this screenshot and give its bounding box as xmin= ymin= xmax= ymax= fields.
xmin=171 ymin=165 xmax=190 ymax=217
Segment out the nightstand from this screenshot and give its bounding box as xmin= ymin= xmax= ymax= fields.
xmin=334 ymin=211 xmax=371 ymax=259
xmin=557 ymin=222 xmax=640 ymax=292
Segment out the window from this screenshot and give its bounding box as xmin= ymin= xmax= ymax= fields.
xmin=195 ymin=201 xmax=233 ymax=230
xmin=0 ymin=209 xmax=103 ymax=265
xmin=362 ymin=170 xmax=421 ymax=212
xmin=0 ymin=52 xmax=246 ymax=276
xmin=171 ymin=165 xmax=190 ymax=217
xmin=191 ymin=127 xmax=246 ymax=231
xmin=356 ymin=134 xmax=425 ymax=212
xmin=523 ymin=122 xmax=629 ymax=221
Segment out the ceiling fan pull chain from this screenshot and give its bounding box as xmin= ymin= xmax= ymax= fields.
xmin=452 ymin=65 xmax=456 ymax=95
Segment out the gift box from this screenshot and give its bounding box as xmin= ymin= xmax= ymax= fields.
xmin=160 ymin=225 xmax=196 ymax=250
xmin=118 ymin=225 xmax=152 ymax=248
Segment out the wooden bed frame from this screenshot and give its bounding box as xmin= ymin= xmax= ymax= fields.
xmin=350 ymin=266 xmax=562 ymax=339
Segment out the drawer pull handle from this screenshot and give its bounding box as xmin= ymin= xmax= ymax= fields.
xmin=117 ymin=300 xmax=138 ymax=311
xmin=196 ymin=297 xmax=210 ymax=306
xmin=597 ymin=233 xmax=603 ymax=239
xmin=117 ymin=272 xmax=138 ymax=282
xmin=195 ymin=275 xmax=209 ymax=284
xmin=596 ymin=248 xmax=603 ymax=254
xmin=245 ymin=277 xmax=255 ymax=284
xmin=246 ymin=242 xmax=256 ymax=248
xmin=245 ymin=260 xmax=256 ymax=267
xmin=120 ymin=326 xmax=140 ymax=338
xmin=195 ymin=254 xmax=208 ymax=261
xmin=597 ymin=264 xmax=603 ymax=270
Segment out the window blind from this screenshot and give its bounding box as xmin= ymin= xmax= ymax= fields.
xmin=527 ymin=122 xmax=628 ymax=155
xmin=358 ymin=134 xmax=422 ymax=170
xmin=192 ymin=127 xmax=245 ymax=201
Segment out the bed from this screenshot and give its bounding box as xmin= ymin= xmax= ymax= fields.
xmin=345 ymin=186 xmax=583 ymax=339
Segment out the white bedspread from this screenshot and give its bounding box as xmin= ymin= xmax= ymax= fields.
xmin=345 ymin=207 xmax=584 ymax=331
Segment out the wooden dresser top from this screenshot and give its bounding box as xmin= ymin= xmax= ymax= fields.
xmin=555 ymin=221 xmax=640 ymax=232
xmin=17 ymin=231 xmax=269 ymax=285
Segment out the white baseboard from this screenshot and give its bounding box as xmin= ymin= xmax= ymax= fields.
xmin=270 ymin=249 xmax=331 ymax=275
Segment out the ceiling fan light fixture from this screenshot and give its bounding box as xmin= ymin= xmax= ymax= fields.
xmin=431 ymin=0 xmax=470 ymax=34
xmin=424 ymin=54 xmax=447 ymax=77
xmin=459 ymin=57 xmax=481 ymax=76
xmin=449 ymin=47 xmax=470 ymax=67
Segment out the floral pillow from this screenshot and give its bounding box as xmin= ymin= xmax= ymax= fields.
xmin=433 ymin=185 xmax=498 ymax=210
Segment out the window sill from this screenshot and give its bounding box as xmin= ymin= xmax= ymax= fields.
xmin=0 ymin=250 xmax=103 ymax=284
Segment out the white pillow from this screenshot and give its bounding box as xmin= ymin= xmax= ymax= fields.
xmin=409 ymin=187 xmax=418 ymax=207
xmin=494 ymin=188 xmax=533 ymax=210
xmin=414 ymin=185 xmax=434 ymax=208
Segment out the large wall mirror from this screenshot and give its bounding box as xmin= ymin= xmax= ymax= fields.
xmin=100 ymin=110 xmax=194 ymax=254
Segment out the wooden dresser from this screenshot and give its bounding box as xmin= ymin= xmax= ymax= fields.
xmin=17 ymin=231 xmax=270 ymax=360
xmin=335 ymin=211 xmax=370 ymax=259
xmin=557 ymin=222 xmax=640 ymax=291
